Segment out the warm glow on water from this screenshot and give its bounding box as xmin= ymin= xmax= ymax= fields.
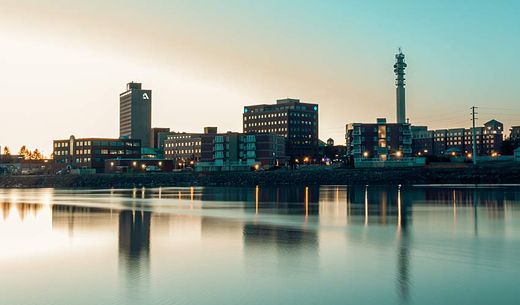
xmin=0 ymin=186 xmax=519 ymax=305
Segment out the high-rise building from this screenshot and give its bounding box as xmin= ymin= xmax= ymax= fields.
xmin=243 ymin=98 xmax=319 ymax=160
xmin=394 ymin=49 xmax=407 ymax=123
xmin=120 ymin=82 xmax=152 ymax=147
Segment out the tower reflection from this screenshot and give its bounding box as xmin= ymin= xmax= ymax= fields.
xmin=118 ymin=209 xmax=151 ymax=296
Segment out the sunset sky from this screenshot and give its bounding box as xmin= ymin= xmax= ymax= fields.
xmin=1 ymin=0 xmax=520 ymax=155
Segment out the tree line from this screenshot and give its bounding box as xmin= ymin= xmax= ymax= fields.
xmin=2 ymin=145 xmax=46 ymax=160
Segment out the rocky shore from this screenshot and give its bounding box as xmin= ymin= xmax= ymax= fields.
xmin=1 ymin=163 xmax=519 ymax=188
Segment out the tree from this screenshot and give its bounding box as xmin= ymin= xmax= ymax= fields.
xmin=30 ymin=149 xmax=44 ymax=160
xmin=2 ymin=146 xmax=10 ymax=156
xmin=19 ymin=145 xmax=32 ymax=160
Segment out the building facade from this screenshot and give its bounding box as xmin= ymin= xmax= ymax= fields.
xmin=243 ymin=98 xmax=318 ymax=161
xmin=346 ymin=118 xmax=413 ymax=161
xmin=53 ymin=136 xmax=141 ymax=173
xmin=197 ymin=132 xmax=286 ymax=171
xmin=412 ymin=119 xmax=503 ymax=157
xmin=164 ymin=132 xmax=203 ymax=168
xmin=120 ymin=82 xmax=152 ymax=147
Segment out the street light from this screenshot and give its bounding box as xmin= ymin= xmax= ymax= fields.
xmin=363 ymin=151 xmax=369 ymax=158
xmin=395 ymin=151 xmax=402 ymax=158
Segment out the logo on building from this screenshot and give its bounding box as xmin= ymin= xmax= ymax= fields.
xmin=143 ymin=93 xmax=150 ymax=100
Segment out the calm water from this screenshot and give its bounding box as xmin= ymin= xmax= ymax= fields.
xmin=0 ymin=185 xmax=519 ymax=305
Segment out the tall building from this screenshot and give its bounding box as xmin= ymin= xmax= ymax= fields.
xmin=394 ymin=49 xmax=407 ymax=123
xmin=53 ymin=136 xmax=141 ymax=173
xmin=243 ymin=98 xmax=319 ymax=160
xmin=345 ymin=118 xmax=412 ymax=161
xmin=120 ymin=82 xmax=152 ymax=147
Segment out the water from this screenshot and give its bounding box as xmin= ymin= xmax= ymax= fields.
xmin=0 ymin=185 xmax=519 ymax=305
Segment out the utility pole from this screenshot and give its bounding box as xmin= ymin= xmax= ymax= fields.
xmin=471 ymin=106 xmax=478 ymax=165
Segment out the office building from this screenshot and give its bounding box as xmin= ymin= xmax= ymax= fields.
xmin=53 ymin=136 xmax=141 ymax=173
xmin=164 ymin=132 xmax=204 ymax=168
xmin=243 ymin=98 xmax=318 ymax=160
xmin=163 ymin=127 xmax=218 ymax=168
xmin=345 ymin=118 xmax=413 ymax=161
xmin=120 ymin=82 xmax=152 ymax=147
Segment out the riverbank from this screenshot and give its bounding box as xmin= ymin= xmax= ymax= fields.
xmin=1 ymin=162 xmax=519 ymax=188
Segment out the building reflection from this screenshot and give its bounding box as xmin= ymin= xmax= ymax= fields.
xmin=242 ymin=222 xmax=319 ymax=272
xmin=118 ymin=209 xmax=151 ymax=296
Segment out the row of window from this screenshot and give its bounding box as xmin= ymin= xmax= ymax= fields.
xmin=54 ymin=141 xmax=139 ymax=148
xmin=245 ymin=120 xmax=287 ymax=127
xmin=355 ymin=126 xmax=408 ymax=133
xmin=245 ymin=112 xmax=316 ymax=120
xmin=165 ymin=141 xmax=201 ymax=148
xmin=166 ymin=149 xmax=201 ymax=155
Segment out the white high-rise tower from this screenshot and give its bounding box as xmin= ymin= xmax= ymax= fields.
xmin=394 ymin=49 xmax=407 ymax=123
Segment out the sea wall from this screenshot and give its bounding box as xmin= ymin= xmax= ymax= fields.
xmin=1 ymin=163 xmax=519 ymax=188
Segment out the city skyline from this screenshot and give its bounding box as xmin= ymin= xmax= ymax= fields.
xmin=2 ymin=1 xmax=520 ymax=155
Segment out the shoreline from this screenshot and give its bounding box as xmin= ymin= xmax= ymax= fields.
xmin=1 ymin=163 xmax=519 ymax=188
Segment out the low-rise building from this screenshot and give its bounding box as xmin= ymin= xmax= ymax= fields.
xmin=414 ymin=119 xmax=503 ymax=158
xmin=515 ymin=147 xmax=520 ymax=162
xmin=53 ymin=136 xmax=141 ymax=173
xmin=163 ymin=127 xmax=217 ymax=168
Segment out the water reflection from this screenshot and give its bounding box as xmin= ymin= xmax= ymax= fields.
xmin=119 ymin=210 xmax=151 ymax=295
xmin=0 ymin=186 xmax=519 ymax=305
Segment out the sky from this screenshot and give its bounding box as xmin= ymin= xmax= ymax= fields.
xmin=1 ymin=0 xmax=520 ymax=156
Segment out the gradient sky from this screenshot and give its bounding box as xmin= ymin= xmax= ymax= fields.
xmin=1 ymin=0 xmax=520 ymax=155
